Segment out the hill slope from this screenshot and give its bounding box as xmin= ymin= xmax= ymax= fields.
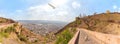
xmin=69 ymin=28 xmax=120 ymax=44
xmin=55 ymin=12 xmax=120 ymax=44
xmin=18 ymin=20 xmax=67 ymax=36
xmin=0 ymin=17 xmax=45 ymax=44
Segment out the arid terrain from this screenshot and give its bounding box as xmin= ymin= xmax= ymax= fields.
xmin=69 ymin=28 xmax=120 ymax=44
xmin=55 ymin=11 xmax=120 ymax=44
xmin=1 ymin=11 xmax=120 ymax=44
xmin=0 ymin=18 xmax=45 ymax=44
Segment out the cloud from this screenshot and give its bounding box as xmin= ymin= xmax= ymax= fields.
xmin=25 ymin=1 xmax=75 ymax=22
xmin=27 ymin=7 xmax=73 ymax=22
xmin=16 ymin=10 xmax=23 ymax=13
xmin=12 ymin=0 xmax=80 ymax=22
xmin=112 ymin=5 xmax=120 ymax=12
xmin=113 ymin=5 xmax=117 ymax=9
xmin=50 ymin=0 xmax=68 ymax=7
xmin=72 ymin=1 xmax=80 ymax=9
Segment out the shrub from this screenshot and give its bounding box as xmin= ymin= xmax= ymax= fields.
xmin=34 ymin=40 xmax=38 ymax=43
xmin=4 ymin=26 xmax=15 ymax=33
xmin=0 ymin=27 xmax=14 ymax=38
xmin=0 ymin=32 xmax=9 ymax=38
xmin=0 ymin=26 xmax=15 ymax=42
xmin=107 ymin=20 xmax=115 ymax=23
xmin=106 ymin=10 xmax=110 ymax=14
xmin=71 ymin=28 xmax=76 ymax=32
xmin=18 ymin=34 xmax=27 ymax=42
xmin=0 ymin=36 xmax=2 ymax=42
xmin=76 ymin=20 xmax=81 ymax=25
xmin=55 ymin=29 xmax=73 ymax=44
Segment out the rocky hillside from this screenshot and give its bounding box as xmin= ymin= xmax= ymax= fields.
xmin=0 ymin=17 xmax=15 ymax=23
xmin=55 ymin=11 xmax=120 ymax=44
xmin=0 ymin=17 xmax=45 ymax=44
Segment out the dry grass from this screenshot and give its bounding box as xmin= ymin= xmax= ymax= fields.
xmin=55 ymin=12 xmax=120 ymax=44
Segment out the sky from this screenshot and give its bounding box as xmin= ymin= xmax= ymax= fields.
xmin=0 ymin=0 xmax=120 ymax=22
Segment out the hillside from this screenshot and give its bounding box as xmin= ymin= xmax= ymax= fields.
xmin=69 ymin=28 xmax=120 ymax=44
xmin=18 ymin=20 xmax=67 ymax=36
xmin=1 ymin=11 xmax=120 ymax=44
xmin=55 ymin=12 xmax=120 ymax=44
xmin=0 ymin=17 xmax=45 ymax=44
xmin=0 ymin=17 xmax=15 ymax=23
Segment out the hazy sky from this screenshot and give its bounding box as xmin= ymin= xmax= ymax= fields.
xmin=0 ymin=0 xmax=120 ymax=22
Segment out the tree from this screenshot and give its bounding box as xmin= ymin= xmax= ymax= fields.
xmin=106 ymin=10 xmax=110 ymax=14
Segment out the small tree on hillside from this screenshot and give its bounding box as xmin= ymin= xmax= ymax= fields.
xmin=106 ymin=10 xmax=110 ymax=14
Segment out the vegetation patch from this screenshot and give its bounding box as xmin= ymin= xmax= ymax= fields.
xmin=0 ymin=32 xmax=9 ymax=38
xmin=55 ymin=28 xmax=75 ymax=44
xmin=4 ymin=26 xmax=15 ymax=33
xmin=18 ymin=34 xmax=28 ymax=42
xmin=0 ymin=26 xmax=15 ymax=42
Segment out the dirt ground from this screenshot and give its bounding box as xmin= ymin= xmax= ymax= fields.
xmin=69 ymin=28 xmax=120 ymax=44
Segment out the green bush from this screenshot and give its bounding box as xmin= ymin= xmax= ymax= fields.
xmin=55 ymin=29 xmax=73 ymax=44
xmin=34 ymin=40 xmax=38 ymax=43
xmin=0 ymin=26 xmax=14 ymax=38
xmin=18 ymin=34 xmax=27 ymax=42
xmin=4 ymin=26 xmax=15 ymax=33
xmin=0 ymin=32 xmax=9 ymax=38
xmin=76 ymin=20 xmax=81 ymax=25
xmin=0 ymin=26 xmax=15 ymax=42
xmin=0 ymin=36 xmax=2 ymax=42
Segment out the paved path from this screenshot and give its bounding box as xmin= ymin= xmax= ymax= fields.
xmin=68 ymin=28 xmax=120 ymax=44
